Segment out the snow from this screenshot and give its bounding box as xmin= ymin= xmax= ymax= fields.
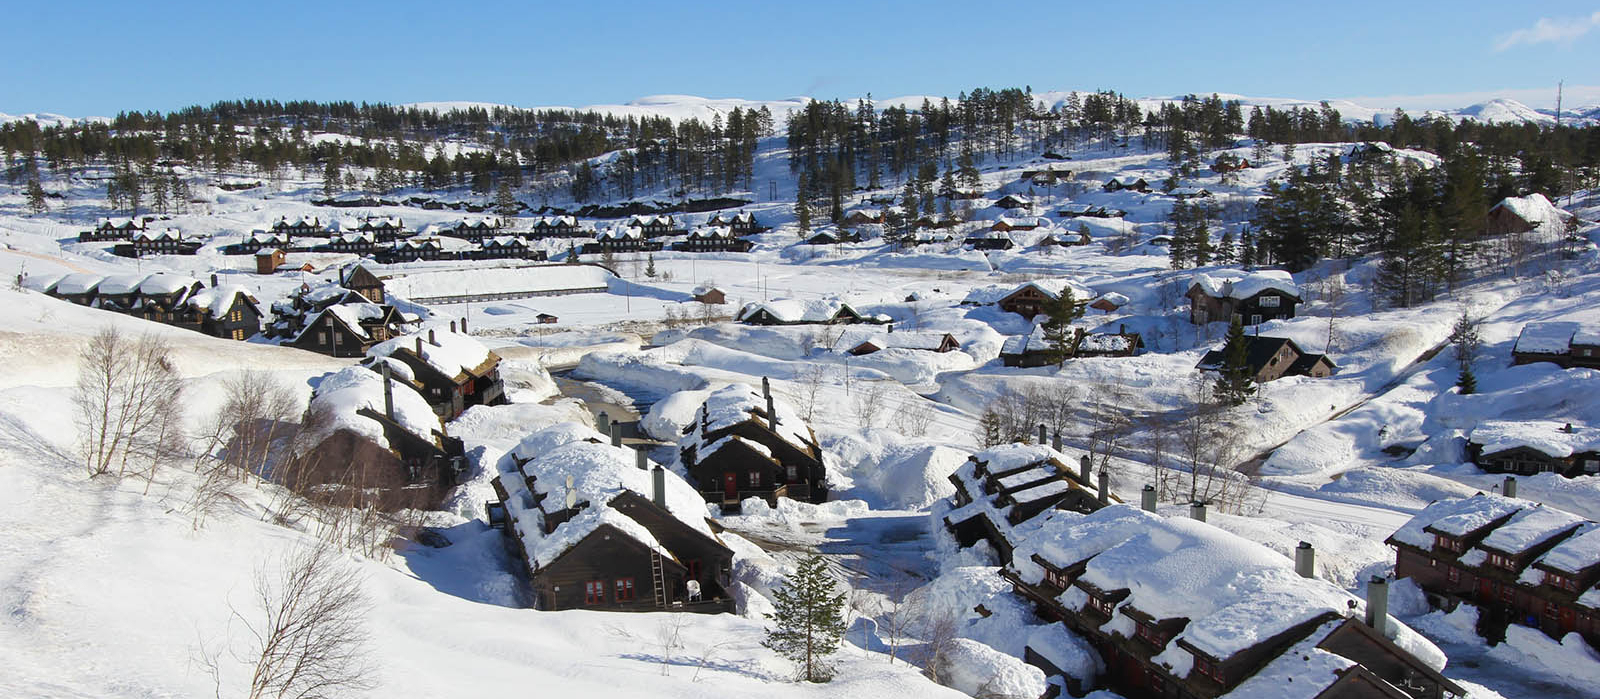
xmin=1190 ymin=269 xmax=1300 ymax=301
xmin=736 ymin=297 xmax=856 ymax=324
xmin=187 ymin=285 xmax=253 ymax=320
xmin=939 ymin=638 xmax=1048 ymax=699
xmin=369 ymin=327 xmax=495 ymax=380
xmin=137 ymin=273 xmax=198 ymax=295
xmin=1389 ymin=495 xmax=1524 ymax=548
xmin=1534 ymin=523 xmax=1600 ymax=576
xmin=383 ymin=264 xmax=614 ymax=302
xmin=1513 ymin=321 xmax=1581 ymax=355
xmin=1476 ymin=505 xmax=1585 ymax=554
xmin=302 ymin=365 xmax=443 ymax=451
xmin=1470 ymin=420 xmax=1600 ymax=458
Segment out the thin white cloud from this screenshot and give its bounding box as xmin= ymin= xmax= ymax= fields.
xmin=1495 ymin=12 xmax=1600 ymax=51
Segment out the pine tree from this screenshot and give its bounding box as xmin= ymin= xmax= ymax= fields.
xmin=644 ymin=253 xmax=657 ymax=278
xmin=565 ymin=242 xmax=580 ymax=264
xmin=1039 ymin=286 xmax=1083 ymax=364
xmin=495 ymin=179 xmax=518 ymax=216
xmin=25 ymin=179 xmax=47 ymax=214
xmin=763 ymin=555 xmax=847 ymax=683
xmin=1214 ymin=318 xmax=1257 ymax=406
xmin=322 ymin=157 xmax=342 ymax=198
xmin=794 ymin=174 xmax=812 ymax=235
xmin=1449 ymin=307 xmax=1481 ymax=394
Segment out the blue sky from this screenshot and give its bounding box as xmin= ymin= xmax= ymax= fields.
xmin=5 ymin=1 xmax=1598 ymax=116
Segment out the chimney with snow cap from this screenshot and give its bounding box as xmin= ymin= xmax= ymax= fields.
xmin=1295 ymin=541 xmax=1315 ymax=578
xmin=1366 ymin=576 xmax=1389 ymax=635
xmin=1140 ymin=485 xmax=1156 ymax=512
xmin=428 ymin=328 xmax=436 ymax=345
xmin=1503 ymin=476 xmax=1518 ymax=499
xmin=1190 ymin=501 xmax=1208 ymax=522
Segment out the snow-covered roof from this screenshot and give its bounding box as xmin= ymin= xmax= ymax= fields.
xmin=1513 ymin=321 xmax=1591 ymax=354
xmin=596 ymin=226 xmax=643 ymax=240
xmin=533 ymin=215 xmax=577 ymax=227
xmin=1535 ymin=524 xmax=1600 ymax=575
xmin=995 ymin=216 xmax=1046 ymax=228
xmin=1388 ymin=494 xmax=1524 ymax=548
xmin=53 ymin=273 xmax=104 ymax=295
xmin=833 ymin=327 xmax=954 ymax=352
xmin=1078 ymin=333 xmax=1134 ymax=353
xmin=328 ymin=232 xmax=375 ymax=244
xmin=1469 ymin=420 xmax=1600 ymax=458
xmin=736 ymin=297 xmax=857 ymax=323
xmin=1216 ymin=619 xmax=1354 ymax=699
xmin=1190 ymin=270 xmax=1300 ymax=301
xmin=1009 ymin=279 xmax=1093 ymax=303
xmin=1010 ymin=505 xmax=1435 ymax=666
xmin=1477 ymin=505 xmax=1586 ymax=555
xmin=383 ymin=265 xmax=613 ymax=301
xmin=132 ymin=228 xmax=184 ymax=242
xmin=1092 ymin=292 xmax=1129 ymax=307
xmin=1001 ymin=325 xmax=1051 ymax=355
xmin=502 ymin=422 xmax=718 ymax=570
xmin=302 ymin=365 xmax=442 ymax=454
xmin=368 ymin=328 xmax=496 ymax=380
xmin=97 ymin=217 xmax=143 ymax=229
xmin=961 ymin=283 xmax=1015 ymax=306
xmin=680 ymin=383 xmax=817 ymax=457
xmin=1491 ymin=193 xmax=1571 ymax=226
xmin=273 ymin=215 xmax=320 ymax=228
xmin=688 ymin=226 xmax=734 ymax=240
xmin=626 ymin=214 xmax=674 ymax=227
xmin=97 ymin=273 xmax=151 ymax=295
xmin=187 ymin=286 xmax=255 ymax=320
xmin=137 ymin=273 xmax=199 ymax=296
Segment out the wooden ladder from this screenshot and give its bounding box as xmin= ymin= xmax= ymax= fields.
xmin=650 ymin=549 xmax=666 ymax=608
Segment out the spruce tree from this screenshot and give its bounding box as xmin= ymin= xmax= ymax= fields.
xmin=1039 ymin=286 xmax=1083 ymax=364
xmin=763 ymin=555 xmax=847 ymax=682
xmin=1449 ymin=308 xmax=1481 ymax=393
xmin=1214 ymin=318 xmax=1257 ymax=406
xmin=644 ymin=253 xmax=657 ymax=278
xmin=495 ymin=179 xmax=518 ymax=216
xmin=25 ymin=179 xmax=47 ymax=214
xmin=794 ymin=175 xmax=812 ymax=235
xmin=566 ymin=242 xmax=580 ymax=264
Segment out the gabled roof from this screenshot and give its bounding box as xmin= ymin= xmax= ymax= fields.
xmin=366 ymin=328 xmax=498 ymax=383
xmin=1189 ymin=270 xmax=1300 ymax=301
xmin=188 ymin=286 xmax=260 ymax=320
xmin=1196 ymin=335 xmax=1306 ymax=372
xmin=502 ymin=423 xmax=724 ymax=570
xmin=1010 ymin=505 xmax=1444 ymax=675
xmin=1513 ymin=321 xmax=1594 ymax=355
xmin=1469 ymin=420 xmax=1600 ymax=458
xmin=300 ymin=365 xmax=443 ymax=455
xmin=680 ymin=383 xmax=819 ymax=459
xmin=736 ymin=297 xmax=861 ymax=324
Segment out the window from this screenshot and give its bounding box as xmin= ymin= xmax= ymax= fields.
xmin=1447 ymin=567 xmax=1461 ymax=584
xmin=1259 ymin=295 xmax=1281 ymax=308
xmin=747 ymin=470 xmax=760 ymax=488
xmin=1195 ymin=656 xmax=1225 ymax=682
xmin=1487 ymin=552 xmax=1516 ymax=570
xmin=1135 ymin=622 xmax=1168 ymax=647
xmin=1088 ymin=596 xmax=1114 ymax=616
xmin=1043 ymin=569 xmax=1070 ymax=589
xmin=1250 ymin=314 xmax=1264 ymax=326
xmin=786 ymin=465 xmax=799 ymax=482
xmin=1195 ymin=309 xmax=1208 ymax=324
xmin=1585 ymin=459 xmax=1599 ymax=474
xmin=1500 ymin=584 xmax=1515 ymax=603
xmin=1546 ymin=572 xmax=1580 ymax=592
xmin=614 ymin=578 xmax=635 ymax=601
xmin=1546 ymin=601 xmax=1561 ymax=618
xmin=317 ymin=332 xmax=328 ymax=344
xmin=584 ymin=580 xmax=604 ymax=604
xmin=1434 ymin=534 xmax=1464 ymax=553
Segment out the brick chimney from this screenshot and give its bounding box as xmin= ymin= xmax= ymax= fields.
xmin=1140 ymin=485 xmax=1156 ymax=512
xmin=1295 ymin=541 xmax=1315 ymax=578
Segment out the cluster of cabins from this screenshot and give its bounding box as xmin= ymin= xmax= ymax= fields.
xmin=31 ymin=271 xmax=263 ymax=340
xmin=267 ymin=265 xmax=415 ymax=357
xmin=294 ymin=326 xmax=501 ymax=508
xmin=486 ymin=379 xmax=827 ymax=613
xmin=1458 ymin=319 xmax=1600 ymax=479
xmin=938 ymin=441 xmax=1463 ymax=699
xmin=76 ymin=218 xmax=202 ymax=257
xmin=1391 ymin=492 xmax=1600 ymax=651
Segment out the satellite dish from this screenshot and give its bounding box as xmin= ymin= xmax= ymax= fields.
xmin=564 ymin=490 xmax=578 ymax=509
xmin=565 ymin=474 xmax=575 ymax=489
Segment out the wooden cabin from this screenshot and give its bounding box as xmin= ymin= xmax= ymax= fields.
xmin=492 ymin=427 xmax=736 ymax=614
xmin=674 ymin=227 xmax=753 ymax=252
xmin=997 ymin=280 xmax=1089 ymax=320
xmin=1196 ymin=335 xmax=1335 ymax=383
xmin=341 ymin=264 xmax=386 ymax=303
xmin=736 ymin=299 xmax=866 ymax=326
xmin=706 ymin=211 xmax=762 ymax=234
xmin=692 ymin=286 xmax=726 ymax=305
xmin=530 ymin=215 xmax=581 ymax=238
xmin=994 ymin=194 xmax=1032 ymax=210
xmin=364 ymin=325 xmax=506 ymax=421
xmin=841 ymin=209 xmax=884 ymax=225
xmin=1511 ymin=321 xmax=1600 ymax=369
xmin=270 ymin=215 xmax=322 ymax=237
xmin=289 ymin=303 xmax=408 ymax=358
xmin=255 ymin=249 xmax=288 ymax=275
xmin=1102 ymin=177 xmax=1151 ymax=193
xmin=679 ymin=381 xmax=828 ymax=511
xmin=322 ymin=232 xmax=376 ymax=254
xmin=626 ymin=215 xmax=682 ymax=238
xmin=1467 ymin=421 xmax=1600 ymax=478
xmin=1006 ymin=505 xmax=1464 ymax=699
xmin=1186 ymin=270 xmax=1301 ymax=326
xmin=355 ymin=217 xmax=406 ymax=242
xmin=78 ymin=217 xmax=147 ymax=242
xmin=944 ymin=444 xmax=1110 ymax=564
xmin=1390 ymin=494 xmax=1600 ymax=650
xmin=128 ymin=229 xmax=201 ymax=256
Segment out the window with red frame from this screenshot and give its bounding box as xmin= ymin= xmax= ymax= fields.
xmin=1135 ymin=622 xmax=1168 ymax=647
xmin=1500 ymin=585 xmax=1515 ymax=603
xmin=584 ymin=580 xmax=604 ymax=604
xmin=1195 ymin=656 xmax=1224 ymax=682
xmin=1447 ymin=567 xmax=1461 ymax=584
xmin=1434 ymin=534 xmax=1463 ymax=552
xmin=614 ymin=578 xmax=635 ymax=602
xmin=1487 ymin=552 xmax=1516 ymax=570
xmin=1089 ymin=597 xmax=1114 ymax=616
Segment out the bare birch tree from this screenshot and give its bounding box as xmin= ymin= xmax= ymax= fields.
xmin=239 ymin=543 xmax=376 ymax=699
xmin=73 ymin=327 xmax=185 ymax=482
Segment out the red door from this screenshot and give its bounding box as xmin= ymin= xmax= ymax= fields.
xmin=1562 ymin=607 xmax=1578 ymax=633
xmin=724 ymin=472 xmax=737 ymax=500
